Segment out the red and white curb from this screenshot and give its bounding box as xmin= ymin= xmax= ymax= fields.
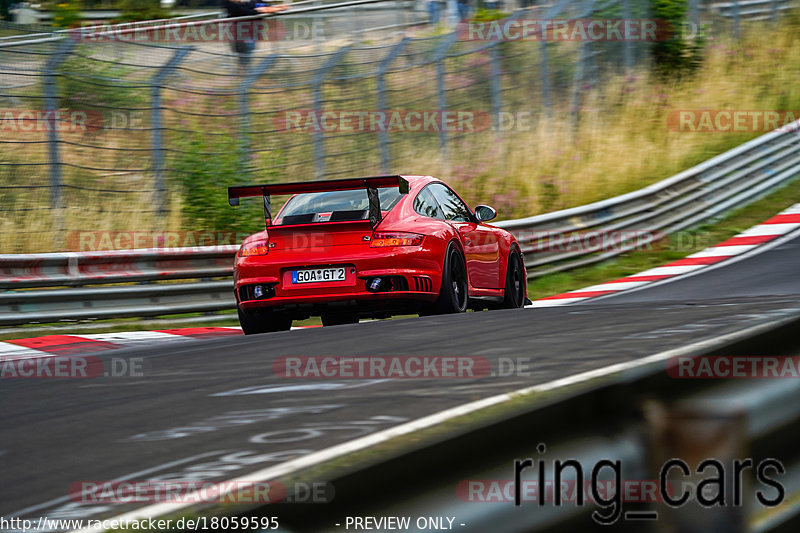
xmin=526 ymin=203 xmax=800 ymax=307
xmin=0 ymin=326 xmax=317 ymax=360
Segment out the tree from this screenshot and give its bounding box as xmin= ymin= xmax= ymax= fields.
xmin=651 ymin=0 xmax=704 ymax=78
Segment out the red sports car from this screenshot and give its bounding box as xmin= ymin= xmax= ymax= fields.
xmin=228 ymin=175 xmax=527 ymax=334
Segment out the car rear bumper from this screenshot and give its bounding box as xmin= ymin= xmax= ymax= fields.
xmin=234 ymin=244 xmax=443 ymax=312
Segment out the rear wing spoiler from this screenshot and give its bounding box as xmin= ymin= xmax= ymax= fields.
xmin=228 ymin=175 xmax=410 ymax=228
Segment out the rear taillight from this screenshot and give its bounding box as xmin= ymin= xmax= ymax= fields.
xmin=369 ymin=232 xmax=424 ymax=247
xmin=239 ymin=241 xmax=269 ymax=257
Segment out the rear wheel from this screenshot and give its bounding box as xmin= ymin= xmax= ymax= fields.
xmin=321 ymin=313 xmax=359 ymax=327
xmin=501 ymin=250 xmax=525 ymax=309
xmin=238 ymin=307 xmax=293 ymax=335
xmin=425 ymin=243 xmax=468 ymax=315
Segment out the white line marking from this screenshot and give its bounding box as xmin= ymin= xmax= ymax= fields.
xmin=738 ymin=223 xmax=798 ymax=236
xmin=0 ymin=343 xmax=50 ymax=359
xmin=597 ymin=280 xmax=653 ymax=289
xmin=8 ymin=450 xmax=232 ymax=519
xmin=576 ymin=281 xmax=650 ymax=292
xmin=690 ymin=245 xmax=756 ymax=257
xmin=80 ymin=332 xmax=191 ymax=344
xmin=211 ymin=380 xmax=386 ymax=397
xmin=627 ymin=264 xmax=706 ymax=277
xmin=526 ymin=297 xmax=587 ymax=308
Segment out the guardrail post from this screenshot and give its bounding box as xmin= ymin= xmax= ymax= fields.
xmin=433 ymin=34 xmax=457 ymax=156
xmin=150 ymin=46 xmax=191 ymax=219
xmin=43 ymin=38 xmax=76 ymax=248
xmin=238 ymin=55 xmax=278 ymax=173
xmin=377 ymin=38 xmax=409 ymax=173
xmin=312 ymin=46 xmax=350 ymax=179
xmin=732 ymin=0 xmax=741 ymax=38
xmin=313 ymin=0 xmax=324 ymax=52
xmin=771 ymin=0 xmax=779 ymax=22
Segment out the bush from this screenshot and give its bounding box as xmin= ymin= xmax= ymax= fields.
xmin=56 ymin=48 xmax=146 ymax=113
xmin=50 ymin=0 xmax=83 ymax=28
xmin=113 ymin=0 xmax=172 ymax=23
xmin=169 ymin=124 xmax=285 ymax=235
xmin=651 ymin=0 xmax=704 ymax=78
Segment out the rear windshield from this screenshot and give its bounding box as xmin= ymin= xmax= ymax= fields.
xmin=273 ymin=187 xmax=403 ymax=225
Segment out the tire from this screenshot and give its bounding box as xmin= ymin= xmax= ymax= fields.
xmin=501 ymin=250 xmax=525 ymax=309
xmin=321 ymin=313 xmax=359 ymax=327
xmin=238 ymin=307 xmax=292 ymax=335
xmin=426 ymin=243 xmax=468 ymax=315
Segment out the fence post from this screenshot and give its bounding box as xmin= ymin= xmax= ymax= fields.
xmin=433 ymin=34 xmax=457 ymax=156
xmin=539 ymin=41 xmax=552 ymax=115
xmin=539 ymin=0 xmax=572 ymax=117
xmin=489 ymin=44 xmax=502 ymax=139
xmin=239 ymin=55 xmax=278 ymax=173
xmin=377 ymin=38 xmax=409 ymax=174
xmin=43 ymin=38 xmax=76 ymax=247
xmin=312 ymin=46 xmax=350 ymax=179
xmin=569 ymin=41 xmax=588 ymax=129
xmin=689 ymin=0 xmax=700 ymax=31
xmin=622 ymin=0 xmax=633 ymax=70
xmin=150 ymin=46 xmax=191 ymax=219
xmin=732 ymin=0 xmax=740 ymax=38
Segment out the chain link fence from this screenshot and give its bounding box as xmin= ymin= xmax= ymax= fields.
xmin=0 ymin=0 xmax=793 ymax=252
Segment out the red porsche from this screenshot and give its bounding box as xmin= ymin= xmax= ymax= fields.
xmin=228 ymin=175 xmax=527 ymax=334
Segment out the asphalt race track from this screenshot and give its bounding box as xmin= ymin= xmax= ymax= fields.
xmin=1 ymin=231 xmax=799 ymax=528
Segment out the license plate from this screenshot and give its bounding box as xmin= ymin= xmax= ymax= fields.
xmin=292 ymin=267 xmax=346 ymax=284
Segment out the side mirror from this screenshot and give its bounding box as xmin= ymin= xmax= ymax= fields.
xmin=474 ymin=205 xmax=497 ymax=222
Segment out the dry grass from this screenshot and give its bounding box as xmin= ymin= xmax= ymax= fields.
xmin=3 ymin=17 xmax=800 ymax=252
xmin=0 ymin=185 xmax=184 ymax=254
xmin=390 ymin=18 xmax=800 ymax=216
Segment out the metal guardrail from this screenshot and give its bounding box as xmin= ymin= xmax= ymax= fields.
xmin=1 ymin=122 xmax=799 ymax=325
xmin=0 ymin=246 xmax=238 ymax=326
xmin=711 ymin=0 xmax=794 ymax=21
